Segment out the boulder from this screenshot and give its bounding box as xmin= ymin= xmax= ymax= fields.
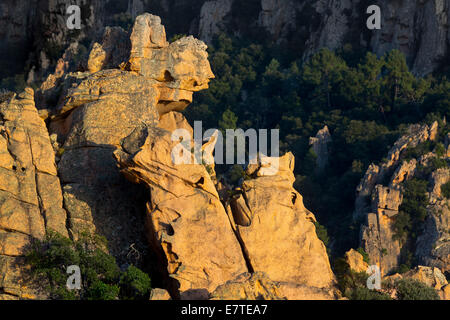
xmin=345 ymin=249 xmax=369 ymax=274
xmin=149 ymin=288 xmax=171 ymax=300
xmin=210 ymin=272 xmax=284 ymax=300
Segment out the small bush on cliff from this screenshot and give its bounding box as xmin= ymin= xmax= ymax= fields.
xmin=393 ymin=178 xmax=428 ymax=242
xmin=441 ymin=181 xmax=450 ymax=198
xmin=349 ymin=287 xmax=392 ymax=300
xmin=333 ymin=258 xmax=391 ymax=300
xmin=395 ymin=279 xmax=440 ymax=300
xmin=314 ymin=222 xmax=329 ymax=248
xmin=356 ymin=247 xmax=370 ymax=264
xmin=26 ymin=231 xmax=151 ymax=300
xmin=119 ymin=265 xmax=152 ymax=300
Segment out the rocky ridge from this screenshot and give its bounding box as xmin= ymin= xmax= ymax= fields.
xmin=354 ymin=121 xmax=450 ymax=279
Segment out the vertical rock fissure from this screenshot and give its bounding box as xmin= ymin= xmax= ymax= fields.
xmin=27 ymin=131 xmax=47 ymax=231
xmin=222 ymin=200 xmax=254 ymax=273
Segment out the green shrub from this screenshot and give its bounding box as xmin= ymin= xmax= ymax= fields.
xmin=0 ymin=89 xmax=14 ymax=103
xmin=314 ymin=222 xmax=329 ymax=247
xmin=86 ymin=281 xmax=120 ymax=300
xmin=356 ymin=247 xmax=370 ymax=264
xmin=395 ymin=279 xmax=440 ymax=300
xmin=435 ymin=143 xmax=446 ymax=157
xmin=26 ymin=231 xmax=151 ymax=300
xmin=441 ymin=181 xmax=450 ymax=198
xmin=403 ymin=141 xmax=434 ymax=161
xmin=392 ymin=211 xmax=412 ymax=242
xmin=229 ymin=165 xmax=246 ymax=185
xmin=393 ymin=178 xmax=428 ymax=244
xmin=119 ymin=265 xmax=152 ymax=300
xmin=395 ymin=264 xmax=411 ymax=274
xmin=333 ymin=260 xmax=391 ymax=300
xmin=349 ymin=287 xmax=392 ymax=300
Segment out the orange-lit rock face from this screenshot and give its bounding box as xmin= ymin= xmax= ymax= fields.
xmin=0 ymin=88 xmax=68 ymax=299
xmin=128 ymin=13 xmax=214 ymax=116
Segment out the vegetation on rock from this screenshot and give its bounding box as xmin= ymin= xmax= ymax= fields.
xmin=26 ymin=232 xmax=151 ymax=300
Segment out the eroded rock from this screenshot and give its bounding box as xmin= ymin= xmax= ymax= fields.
xmin=229 ymin=153 xmax=338 ymax=299
xmin=114 ymin=126 xmax=248 ymax=299
xmin=0 ymin=88 xmax=67 ymax=299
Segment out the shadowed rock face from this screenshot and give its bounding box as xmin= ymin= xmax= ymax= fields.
xmin=309 ymin=125 xmax=332 ymax=172
xmin=416 ymin=168 xmax=450 ymax=272
xmin=2 ymin=0 xmax=449 ymax=82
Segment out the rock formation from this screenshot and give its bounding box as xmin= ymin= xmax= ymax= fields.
xmin=416 ymin=168 xmax=450 ymax=272
xmin=114 ymin=125 xmax=248 ymax=299
xmin=36 ymin=13 xmax=215 ymax=267
xmin=384 ymin=265 xmax=449 ymax=300
xmin=309 ymin=125 xmax=332 ymax=172
xmin=0 ymin=88 xmax=67 ymax=299
xmin=345 ymin=249 xmax=369 ymax=274
xmin=355 ymin=121 xmax=450 ymax=276
xmin=114 ymin=120 xmax=337 ymax=300
xmin=0 ymin=13 xmax=336 ymax=300
xmin=210 ymin=272 xmax=284 ymax=300
xmin=228 ymin=153 xmax=337 ymax=299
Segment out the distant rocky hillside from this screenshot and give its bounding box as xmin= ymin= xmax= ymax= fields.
xmin=353 ymin=120 xmax=449 ymax=284
xmin=1 ymin=0 xmax=449 ymax=86
xmin=0 ymin=13 xmax=339 ymax=300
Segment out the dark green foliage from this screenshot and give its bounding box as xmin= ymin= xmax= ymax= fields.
xmin=229 ymin=165 xmax=246 ymax=186
xmin=0 ymin=89 xmax=14 ymax=103
xmin=393 ymin=178 xmax=429 ymax=243
xmin=395 ymin=279 xmax=440 ymax=300
xmin=441 ymin=181 xmax=450 ymax=198
xmin=392 ymin=211 xmax=412 ymax=242
xmin=356 ymin=247 xmax=370 ymax=264
xmin=119 ymin=266 xmax=152 ymax=300
xmin=392 ymin=178 xmax=429 ymax=267
xmin=26 ymin=232 xmax=151 ymax=300
xmin=399 ymin=179 xmax=429 ymax=226
xmin=314 ymin=222 xmax=329 ymax=248
xmin=0 ymin=73 xmax=27 ymax=93
xmin=333 ymin=258 xmax=391 ymax=300
xmin=183 ymin=32 xmax=450 ymax=259
xmin=395 ymin=264 xmax=411 ymax=274
xmin=403 ymin=141 xmax=435 ymax=160
xmin=349 ymin=287 xmax=392 ymax=300
xmin=86 ymin=281 xmax=120 ymax=300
